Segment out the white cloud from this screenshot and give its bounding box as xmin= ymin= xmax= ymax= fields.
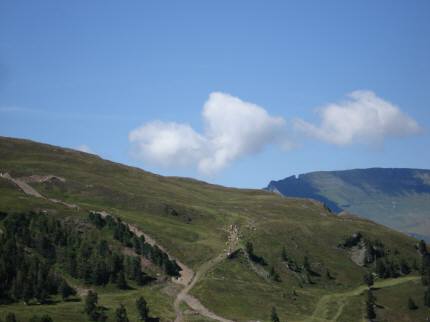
xmin=76 ymin=144 xmax=95 ymax=154
xmin=294 ymin=90 xmax=421 ymax=145
xmin=129 ymin=92 xmax=289 ymax=175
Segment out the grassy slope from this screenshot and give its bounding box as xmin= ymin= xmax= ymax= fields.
xmin=0 ymin=136 xmax=425 ymax=321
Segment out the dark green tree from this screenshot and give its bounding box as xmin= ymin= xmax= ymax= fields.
xmin=366 ymin=290 xmax=376 ymax=319
xmin=115 ymin=304 xmax=130 ymax=322
xmin=39 ymin=315 xmax=54 ymax=322
xmin=419 ymin=240 xmax=428 ymax=255
xmin=281 ymin=246 xmax=288 ymax=261
xmin=408 ymin=297 xmax=418 ymax=310
xmin=271 ymin=307 xmax=280 ymax=322
xmin=400 ymin=259 xmax=411 ymax=275
xmin=245 ymin=242 xmax=254 ymax=256
xmin=303 ymin=256 xmax=311 ymax=272
xmin=364 ymin=272 xmax=374 ymax=288
xmin=325 ymin=269 xmax=334 ymax=280
xmin=116 ymin=270 xmax=128 ymax=290
xmin=425 ymin=286 xmax=430 ymax=307
xmin=59 ymin=280 xmax=75 ymax=300
xmin=136 ymin=296 xmax=149 ymax=321
xmin=5 ymin=313 xmax=17 ymax=322
xmin=269 ymin=266 xmax=281 ymax=282
xmin=84 ymin=291 xmax=98 ymax=316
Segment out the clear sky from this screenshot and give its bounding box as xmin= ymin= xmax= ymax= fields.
xmin=1 ymin=1 xmax=429 ymax=188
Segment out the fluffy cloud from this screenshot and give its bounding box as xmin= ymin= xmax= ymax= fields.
xmin=294 ymin=90 xmax=421 ymax=145
xmin=129 ymin=92 xmax=288 ymax=175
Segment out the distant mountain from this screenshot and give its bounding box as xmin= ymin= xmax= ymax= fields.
xmin=266 ymin=168 xmax=430 ymax=240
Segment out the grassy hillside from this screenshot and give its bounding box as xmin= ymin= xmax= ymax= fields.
xmin=0 ymin=136 xmax=427 ymax=322
xmin=266 ymin=168 xmax=430 ymax=240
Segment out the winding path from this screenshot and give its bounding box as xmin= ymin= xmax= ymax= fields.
xmin=173 ymin=225 xmax=240 ymax=322
xmin=2 ymin=172 xmax=238 ymax=322
xmin=306 ymin=275 xmax=420 ymax=322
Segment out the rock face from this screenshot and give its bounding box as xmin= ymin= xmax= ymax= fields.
xmin=266 ymin=168 xmax=430 ymax=240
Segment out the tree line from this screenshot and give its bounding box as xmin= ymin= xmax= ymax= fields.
xmin=88 ymin=212 xmax=181 ymax=277
xmin=0 ymin=211 xmax=154 ymax=305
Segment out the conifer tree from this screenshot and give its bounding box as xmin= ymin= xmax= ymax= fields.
xmin=136 ymin=296 xmax=149 ymax=321
xmin=424 ymin=286 xmax=430 ymax=307
xmin=364 ymin=272 xmax=374 ymax=288
xmin=281 ymin=247 xmax=288 ymax=261
xmin=408 ymin=297 xmax=418 ymax=310
xmin=5 ymin=313 xmax=17 ymax=322
xmin=59 ymin=280 xmax=75 ymax=300
xmin=116 ymin=270 xmax=128 ymax=290
xmin=115 ymin=304 xmax=130 ymax=322
xmin=271 ymin=307 xmax=280 ymax=322
xmin=366 ymin=290 xmax=376 ymax=319
xmin=84 ymin=291 xmax=98 ymax=316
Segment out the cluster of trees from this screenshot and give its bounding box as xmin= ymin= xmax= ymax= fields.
xmin=281 ymin=247 xmax=300 ymax=272
xmin=281 ymin=247 xmax=322 ymax=284
xmin=0 ymin=211 xmax=154 ymax=306
xmin=84 ymin=291 xmax=107 ymax=322
xmin=84 ymin=291 xmax=155 ymax=322
xmin=339 ymin=233 xmax=387 ymax=265
xmin=418 ymin=240 xmax=430 ymax=308
xmin=0 ymin=313 xmax=54 ymax=322
xmin=374 ymin=258 xmax=411 ymax=279
xmin=421 ymin=241 xmax=430 ymax=285
xmin=0 ymin=213 xmax=76 ymax=304
xmin=339 ymin=232 xmax=363 ymax=248
xmin=269 ymin=266 xmax=281 ymax=282
xmin=89 ymin=212 xmax=181 ymax=277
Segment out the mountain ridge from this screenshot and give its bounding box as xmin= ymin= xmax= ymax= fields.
xmin=266 ymin=167 xmax=430 ymax=240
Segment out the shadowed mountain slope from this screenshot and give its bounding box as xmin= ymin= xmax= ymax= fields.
xmin=266 ymin=168 xmax=430 ymax=240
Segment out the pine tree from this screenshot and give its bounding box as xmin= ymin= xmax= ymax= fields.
xmin=5 ymin=313 xmax=17 ymax=322
xmin=408 ymin=297 xmax=418 ymax=310
xmin=400 ymin=259 xmax=411 ymax=275
xmin=281 ymin=246 xmax=288 ymax=261
xmin=115 ymin=304 xmax=130 ymax=322
xmin=59 ymin=280 xmax=75 ymax=300
xmin=85 ymin=291 xmax=98 ymax=315
xmin=419 ymin=240 xmax=428 ymax=255
xmin=269 ymin=266 xmax=281 ymax=282
xmin=136 ymin=296 xmax=149 ymax=321
xmin=116 ymin=270 xmax=128 ymax=289
xmin=363 ymin=272 xmax=374 ymax=288
xmin=424 ymin=286 xmax=430 ymax=307
xmin=303 ymin=256 xmax=311 ymax=272
xmin=366 ymin=290 xmax=376 ymax=319
xmin=325 ymin=269 xmax=333 ymax=280
xmin=376 ymin=259 xmax=387 ymax=278
xmin=39 ymin=315 xmax=54 ymax=322
xmin=271 ymin=307 xmax=280 ymax=322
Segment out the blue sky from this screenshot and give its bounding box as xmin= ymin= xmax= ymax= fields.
xmin=1 ymin=1 xmax=429 ymax=188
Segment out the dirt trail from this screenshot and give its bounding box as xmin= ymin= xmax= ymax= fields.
xmin=1 ymin=173 xmax=79 ymax=209
xmin=1 ymin=172 xmax=44 ymax=198
xmin=306 ymin=275 xmax=420 ymax=322
xmin=95 ymin=210 xmax=194 ymax=287
xmin=174 ymin=225 xmax=240 ymax=322
xmin=2 ymin=172 xmax=239 ymax=321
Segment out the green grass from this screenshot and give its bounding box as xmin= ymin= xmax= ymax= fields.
xmin=0 ymin=136 xmax=427 ymax=322
xmin=0 ymin=284 xmax=175 ymax=322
